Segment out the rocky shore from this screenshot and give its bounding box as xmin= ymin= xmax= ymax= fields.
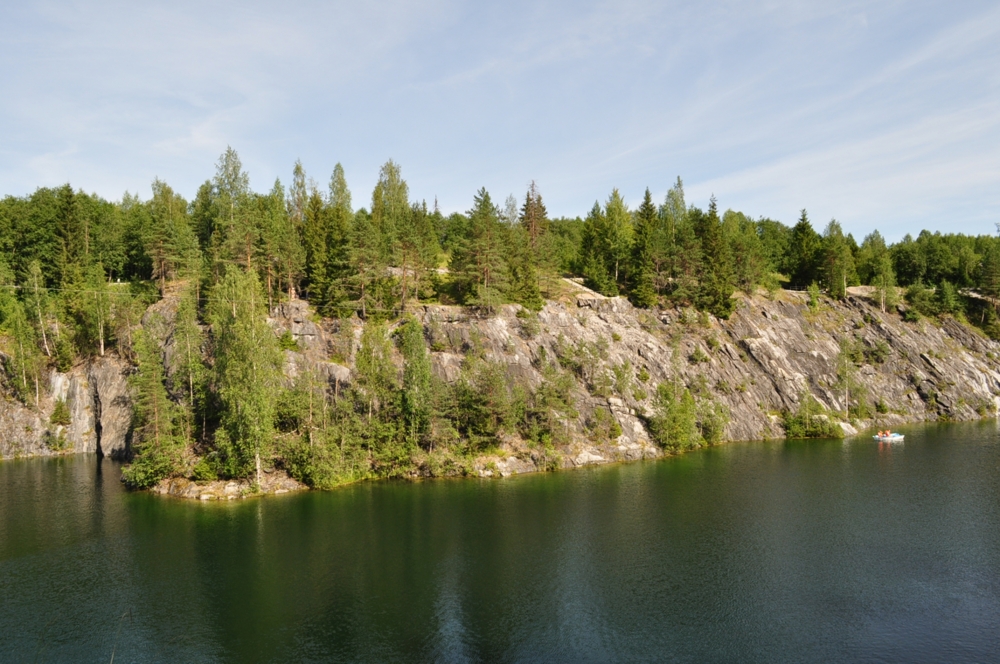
xmin=5 ymin=282 xmax=1000 ymax=497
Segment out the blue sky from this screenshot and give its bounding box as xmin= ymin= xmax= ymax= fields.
xmin=1 ymin=1 xmax=997 ymax=240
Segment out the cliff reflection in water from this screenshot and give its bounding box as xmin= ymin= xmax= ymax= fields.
xmin=2 ymin=421 xmax=1000 ymax=663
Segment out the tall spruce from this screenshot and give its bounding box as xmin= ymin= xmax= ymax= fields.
xmin=628 ymin=188 xmax=658 ymax=308
xmin=788 ymin=210 xmax=820 ymax=290
xmin=695 ymin=197 xmax=735 ymax=318
xmin=302 ymin=184 xmax=328 ymax=300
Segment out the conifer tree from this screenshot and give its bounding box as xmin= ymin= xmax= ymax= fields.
xmin=450 ymin=188 xmax=508 ymax=313
xmin=603 ymin=189 xmax=633 ymax=288
xmin=724 ymin=210 xmax=767 ymax=295
xmin=258 ymin=179 xmax=303 ymax=306
xmin=628 ymin=188 xmax=658 ymax=308
xmin=302 ymin=185 xmax=328 ymax=300
xmin=347 ymin=210 xmax=385 ymax=319
xmin=324 ymin=163 xmax=353 ymax=304
xmin=821 ymin=220 xmax=855 ymax=299
xmin=147 ymin=178 xmax=198 ymax=293
xmin=788 ymin=210 xmax=821 ymax=290
xmin=580 ymin=202 xmax=616 ymax=295
xmin=695 ymin=197 xmax=735 ymax=318
xmin=190 ymin=181 xmax=217 ymax=250
xmin=122 ymin=326 xmax=182 ymax=488
xmin=978 ymin=240 xmax=1000 ymax=311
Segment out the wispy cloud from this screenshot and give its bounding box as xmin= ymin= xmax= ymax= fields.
xmin=0 ymin=0 xmax=997 ymax=238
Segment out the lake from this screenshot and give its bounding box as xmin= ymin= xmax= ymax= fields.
xmin=2 ymin=422 xmax=999 ymax=662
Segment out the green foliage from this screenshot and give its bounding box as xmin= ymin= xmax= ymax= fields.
xmin=588 ymin=406 xmax=622 ymax=442
xmin=13 ymin=150 xmax=1000 ymax=489
xmin=628 ymin=188 xmax=659 ymax=308
xmin=278 ymin=330 xmax=299 ymax=351
xmin=694 ymin=198 xmax=735 ymax=319
xmin=398 ymin=317 xmax=432 ymax=445
xmin=905 ymin=281 xmax=937 ymax=317
xmin=688 ymin=347 xmax=709 ymax=364
xmin=121 ymin=327 xmax=183 ymax=488
xmin=782 ymin=393 xmax=843 ymax=439
xmin=788 ymin=210 xmax=821 ymax=290
xmin=190 ymin=457 xmax=217 ymax=481
xmin=807 ymin=282 xmax=821 ymax=310
xmin=450 ymin=188 xmax=508 ymax=313
xmin=209 ymin=267 xmax=283 ymax=481
xmin=50 ymin=399 xmax=71 ymax=426
xmin=649 ymin=380 xmax=700 ymax=452
xmin=697 ymin=399 xmax=730 ymax=445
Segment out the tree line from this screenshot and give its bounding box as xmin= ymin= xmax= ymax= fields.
xmin=2 ymin=146 xmax=999 ymax=487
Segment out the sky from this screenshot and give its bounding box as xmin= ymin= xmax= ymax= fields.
xmin=1 ymin=0 xmax=998 ymax=240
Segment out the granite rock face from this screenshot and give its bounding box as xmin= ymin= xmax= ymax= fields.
xmin=1 ymin=357 xmax=131 ymax=460
xmin=5 ymin=289 xmax=1000 ymax=474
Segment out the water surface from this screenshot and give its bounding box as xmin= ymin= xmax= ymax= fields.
xmin=2 ymin=422 xmax=999 ymax=662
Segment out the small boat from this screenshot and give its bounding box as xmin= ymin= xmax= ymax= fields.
xmin=873 ymin=432 xmax=905 ymax=442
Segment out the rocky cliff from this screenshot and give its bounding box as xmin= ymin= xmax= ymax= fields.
xmin=4 ymin=284 xmax=1000 ymax=475
xmin=0 ymin=356 xmax=132 ymax=460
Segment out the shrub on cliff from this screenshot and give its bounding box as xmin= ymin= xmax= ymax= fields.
xmin=649 ymin=380 xmax=700 ymax=452
xmin=782 ymin=393 xmax=843 ymax=439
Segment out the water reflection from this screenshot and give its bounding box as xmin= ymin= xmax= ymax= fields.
xmin=2 ymin=422 xmax=1000 ymax=662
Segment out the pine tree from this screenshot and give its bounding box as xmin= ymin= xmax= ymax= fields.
xmin=450 ymin=188 xmax=508 ymax=313
xmin=821 ymin=220 xmax=855 ymax=299
xmin=603 ymin=189 xmax=633 ymax=288
xmin=122 ymin=326 xmax=181 ymax=488
xmin=302 ymin=185 xmax=328 ymax=300
xmin=258 ymin=179 xmax=303 ymax=307
xmin=324 ymin=163 xmax=353 ymax=305
xmin=695 ymin=197 xmax=735 ymax=318
xmin=724 ymin=210 xmax=767 ymax=295
xmin=371 ymin=160 xmax=418 ymax=308
xmin=210 ymin=147 xmax=254 ymax=275
xmin=147 ymin=178 xmax=198 ymax=293
xmin=347 ymin=210 xmax=385 ymax=319
xmin=580 ymin=202 xmax=616 ymax=295
xmin=628 ymin=188 xmax=658 ymax=308
xmin=788 ymin=210 xmax=821 ymax=290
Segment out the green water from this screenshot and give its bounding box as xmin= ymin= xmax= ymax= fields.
xmin=2 ymin=422 xmax=1000 ymax=662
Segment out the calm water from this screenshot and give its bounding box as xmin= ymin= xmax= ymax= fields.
xmin=2 ymin=423 xmax=1000 ymax=663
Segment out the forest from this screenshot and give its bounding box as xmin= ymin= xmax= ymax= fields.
xmin=2 ymin=147 xmax=999 ymax=489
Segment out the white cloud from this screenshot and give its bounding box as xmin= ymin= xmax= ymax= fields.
xmin=0 ymin=0 xmax=997 ymax=240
